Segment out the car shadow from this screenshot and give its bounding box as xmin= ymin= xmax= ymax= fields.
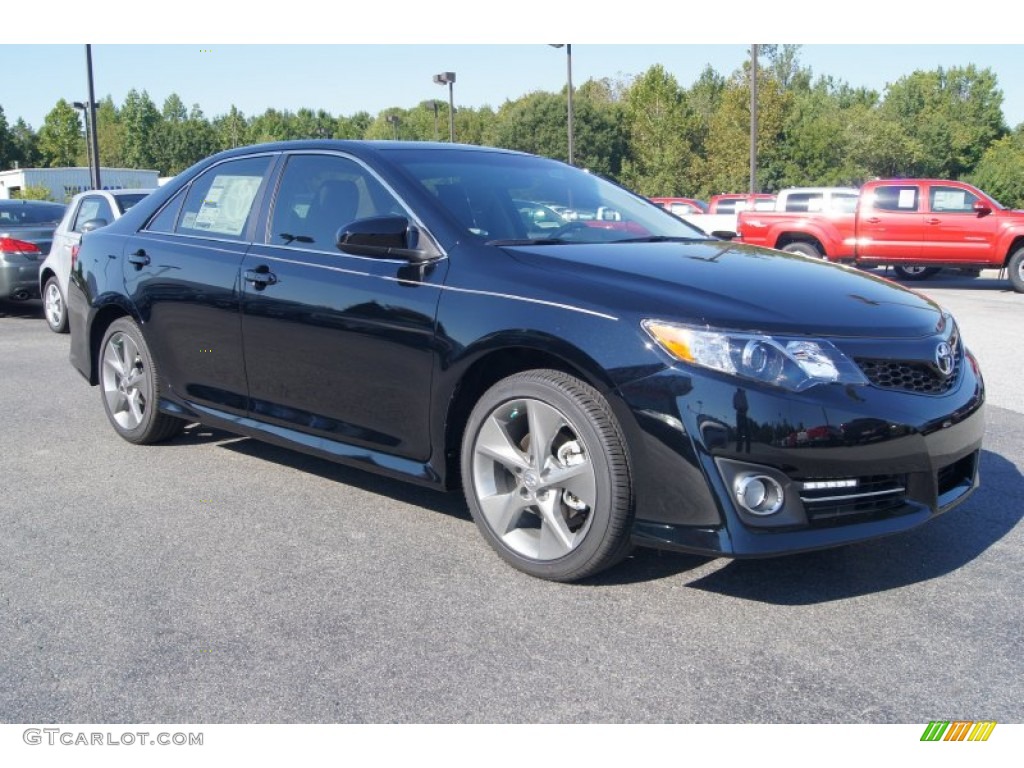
xmin=679 ymin=449 xmax=1022 ymax=604
xmin=164 ymin=429 xmax=1020 ymax=593
xmin=887 ymin=269 xmax=1013 ymax=292
xmin=0 ymin=298 xmax=44 ymax=319
xmin=181 ymin=426 xmax=472 ymax=521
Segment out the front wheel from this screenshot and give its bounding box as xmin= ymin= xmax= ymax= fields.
xmin=1008 ymin=247 xmax=1024 ymax=293
xmin=893 ymin=265 xmax=940 ymax=281
xmin=43 ymin=277 xmax=69 ymax=333
xmin=99 ymin=318 xmax=184 ymax=444
xmin=461 ymin=370 xmax=633 ymax=582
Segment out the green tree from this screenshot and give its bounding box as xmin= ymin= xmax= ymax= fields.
xmin=94 ymin=96 xmax=126 ymax=168
xmin=38 ymin=99 xmax=84 ymax=167
xmin=619 ymin=65 xmax=694 ymax=195
xmin=121 ymin=89 xmax=161 ymax=169
xmin=492 ymin=91 xmax=572 ymax=161
xmin=9 ymin=118 xmax=40 ymax=167
xmin=11 ymin=184 xmax=53 ymax=200
xmin=213 ymin=105 xmax=248 ymax=150
xmin=0 ymin=105 xmax=10 ymax=169
xmin=968 ymin=129 xmax=1024 ymax=209
xmin=880 ymin=65 xmax=1006 ymax=178
xmin=336 ymin=111 xmax=372 ymax=139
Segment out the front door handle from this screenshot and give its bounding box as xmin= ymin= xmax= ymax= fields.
xmin=864 ymin=217 xmax=881 ymax=224
xmin=127 ymin=250 xmax=150 ymax=269
xmin=244 ymin=267 xmax=278 ymax=289
xmin=925 ymin=218 xmax=941 ymax=225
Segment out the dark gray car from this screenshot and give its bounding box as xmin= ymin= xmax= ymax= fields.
xmin=0 ymin=200 xmax=66 ymax=301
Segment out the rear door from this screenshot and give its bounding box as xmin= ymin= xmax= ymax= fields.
xmin=122 ymin=154 xmax=275 ymax=416
xmin=239 ymin=151 xmax=447 ymax=461
xmin=855 ymin=183 xmax=925 ymax=260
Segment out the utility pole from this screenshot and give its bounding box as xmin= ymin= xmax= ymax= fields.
xmin=749 ymin=44 xmax=758 ymax=195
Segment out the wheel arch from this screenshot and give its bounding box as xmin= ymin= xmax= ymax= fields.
xmin=85 ymin=298 xmax=139 ymax=385
xmin=775 ymin=232 xmax=827 ymax=256
xmin=1004 ymin=235 xmax=1024 ymax=267
xmin=438 ymin=338 xmax=622 ymax=491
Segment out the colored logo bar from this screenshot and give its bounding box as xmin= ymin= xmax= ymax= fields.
xmin=921 ymin=721 xmax=997 ymax=741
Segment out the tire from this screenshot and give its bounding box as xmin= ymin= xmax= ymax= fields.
xmin=99 ymin=318 xmax=184 ymax=444
xmin=1008 ymin=247 xmax=1024 ymax=293
xmin=893 ymin=265 xmax=940 ymax=281
xmin=43 ymin=277 xmax=69 ymax=334
xmin=781 ymin=241 xmax=824 ymax=260
xmin=461 ymin=369 xmax=633 ymax=582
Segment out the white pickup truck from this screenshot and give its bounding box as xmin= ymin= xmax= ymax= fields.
xmin=773 ymin=187 xmax=860 ymax=213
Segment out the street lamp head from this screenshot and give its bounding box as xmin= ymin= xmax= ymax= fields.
xmin=73 ymin=101 xmax=88 ymax=110
xmin=549 ymin=44 xmax=565 ymax=49
xmin=433 ymin=72 xmax=456 ymax=85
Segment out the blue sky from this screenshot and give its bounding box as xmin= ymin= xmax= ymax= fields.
xmin=3 ymin=4 xmax=1022 ymax=131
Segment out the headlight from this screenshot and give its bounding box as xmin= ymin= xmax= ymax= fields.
xmin=642 ymin=320 xmax=867 ymax=392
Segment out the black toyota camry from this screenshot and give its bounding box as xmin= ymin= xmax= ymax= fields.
xmin=67 ymin=141 xmax=985 ymax=581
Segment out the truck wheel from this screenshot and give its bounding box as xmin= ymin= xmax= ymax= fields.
xmin=893 ymin=265 xmax=940 ymax=281
xmin=1009 ymin=248 xmax=1024 ymax=293
xmin=781 ymin=242 xmax=824 ymax=260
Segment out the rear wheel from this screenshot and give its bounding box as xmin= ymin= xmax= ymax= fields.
xmin=461 ymin=370 xmax=633 ymax=582
xmin=893 ymin=265 xmax=940 ymax=281
xmin=43 ymin=277 xmax=68 ymax=333
xmin=1009 ymin=247 xmax=1024 ymax=293
xmin=781 ymin=241 xmax=824 ymax=260
xmin=99 ymin=318 xmax=184 ymax=444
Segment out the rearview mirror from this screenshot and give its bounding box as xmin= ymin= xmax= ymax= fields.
xmin=711 ymin=230 xmax=737 ymax=241
xmin=81 ymin=218 xmax=109 ymax=233
xmin=973 ymin=201 xmax=992 ymax=217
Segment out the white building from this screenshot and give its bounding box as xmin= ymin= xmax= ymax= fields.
xmin=0 ymin=167 xmax=160 ymax=201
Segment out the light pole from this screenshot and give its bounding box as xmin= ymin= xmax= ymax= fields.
xmin=549 ymin=44 xmax=574 ymax=165
xmin=84 ymin=45 xmax=101 ymax=189
xmin=72 ymin=101 xmax=94 ymax=185
xmin=749 ymin=44 xmax=758 ymax=195
xmin=386 ymin=114 xmax=400 ymax=140
xmin=433 ymin=72 xmax=456 ymax=142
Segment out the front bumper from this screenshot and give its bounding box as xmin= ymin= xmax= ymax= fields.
xmin=618 ymin=346 xmax=985 ymax=558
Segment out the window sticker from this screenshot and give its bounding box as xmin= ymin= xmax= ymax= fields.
xmin=897 ymin=189 xmax=916 ymax=209
xmin=191 ymin=175 xmax=262 ymax=236
xmin=933 ymin=190 xmax=967 ymax=211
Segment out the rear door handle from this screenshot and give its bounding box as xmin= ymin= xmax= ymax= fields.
xmin=925 ymin=218 xmax=941 ymax=225
xmin=864 ymin=217 xmax=881 ymax=224
xmin=244 ymin=267 xmax=278 ymax=289
xmin=127 ymin=250 xmax=150 ymax=269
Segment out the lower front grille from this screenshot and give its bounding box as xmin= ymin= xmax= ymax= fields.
xmin=798 ymin=474 xmax=909 ymax=525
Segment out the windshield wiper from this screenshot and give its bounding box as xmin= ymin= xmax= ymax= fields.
xmin=485 ymin=238 xmax=573 ymax=246
xmin=609 ymin=235 xmax=710 ymax=244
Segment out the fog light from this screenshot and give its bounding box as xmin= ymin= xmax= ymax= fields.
xmin=734 ymin=474 xmax=785 ymax=516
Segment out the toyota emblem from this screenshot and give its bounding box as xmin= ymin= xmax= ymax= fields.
xmin=935 ymin=341 xmax=954 ymax=377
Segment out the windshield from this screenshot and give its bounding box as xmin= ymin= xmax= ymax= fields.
xmin=115 ymin=193 xmax=149 ymax=214
xmin=0 ymin=201 xmax=65 ymax=226
xmin=383 ymin=148 xmax=710 ymax=244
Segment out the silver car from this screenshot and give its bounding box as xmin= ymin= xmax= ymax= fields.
xmin=39 ymin=189 xmax=152 ymax=332
xmin=0 ymin=200 xmax=66 ymax=302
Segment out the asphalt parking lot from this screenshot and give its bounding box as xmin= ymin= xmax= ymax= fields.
xmin=1 ymin=269 xmax=1021 ymax=724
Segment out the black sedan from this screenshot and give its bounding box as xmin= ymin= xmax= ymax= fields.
xmin=67 ymin=141 xmax=984 ymax=581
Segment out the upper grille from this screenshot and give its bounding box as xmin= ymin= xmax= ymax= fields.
xmin=855 ymin=330 xmax=961 ymax=395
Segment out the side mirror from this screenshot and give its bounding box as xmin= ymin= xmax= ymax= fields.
xmin=81 ymin=218 xmax=109 ymax=233
xmin=336 ymin=215 xmax=432 ymax=262
xmin=973 ymin=201 xmax=992 ymax=217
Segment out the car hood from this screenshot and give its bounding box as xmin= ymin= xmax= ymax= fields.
xmin=504 ymin=240 xmax=947 ymax=338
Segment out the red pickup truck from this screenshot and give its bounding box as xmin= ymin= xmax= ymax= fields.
xmin=737 ymin=179 xmax=1024 ymax=292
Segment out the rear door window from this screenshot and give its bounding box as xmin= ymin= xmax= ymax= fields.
xmin=872 ymin=186 xmax=919 ymax=212
xmin=176 ymin=156 xmax=272 ymax=240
